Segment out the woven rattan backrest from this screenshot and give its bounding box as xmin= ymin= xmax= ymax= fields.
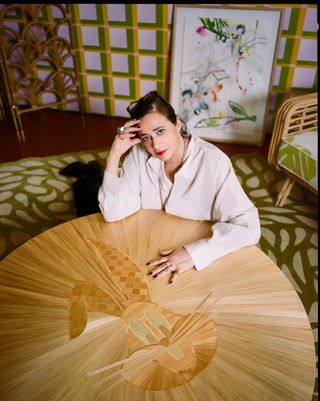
xmin=282 ymin=93 xmax=317 ymax=138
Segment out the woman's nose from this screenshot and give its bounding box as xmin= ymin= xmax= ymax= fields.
xmin=151 ymin=136 xmax=161 ymax=150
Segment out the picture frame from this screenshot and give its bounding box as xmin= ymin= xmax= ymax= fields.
xmin=169 ymin=5 xmax=283 ymax=146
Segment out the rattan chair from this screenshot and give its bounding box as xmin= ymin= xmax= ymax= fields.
xmin=268 ymin=92 xmax=318 ymax=207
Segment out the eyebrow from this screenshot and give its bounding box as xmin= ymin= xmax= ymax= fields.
xmin=140 ymin=126 xmax=165 ymax=136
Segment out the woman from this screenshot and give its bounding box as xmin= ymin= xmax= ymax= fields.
xmin=98 ymin=91 xmax=260 ymax=284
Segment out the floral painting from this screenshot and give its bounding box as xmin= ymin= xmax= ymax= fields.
xmin=170 ymin=6 xmax=283 ymax=145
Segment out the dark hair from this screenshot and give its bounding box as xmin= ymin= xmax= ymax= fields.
xmin=127 ymin=91 xmax=190 ymax=137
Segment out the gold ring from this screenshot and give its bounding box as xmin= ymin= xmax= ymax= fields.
xmin=117 ymin=126 xmax=126 ymax=139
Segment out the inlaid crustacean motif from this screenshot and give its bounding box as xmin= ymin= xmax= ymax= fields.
xmin=68 ymin=238 xmax=218 ymax=390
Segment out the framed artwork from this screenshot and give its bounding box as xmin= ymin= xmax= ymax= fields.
xmin=169 ymin=5 xmax=283 ymax=146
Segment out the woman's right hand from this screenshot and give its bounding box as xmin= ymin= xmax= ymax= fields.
xmin=110 ymin=119 xmax=141 ymax=158
xmin=105 ymin=119 xmax=141 ymax=176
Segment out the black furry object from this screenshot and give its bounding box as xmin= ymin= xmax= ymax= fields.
xmin=72 ymin=175 xmax=103 ymax=217
xmin=60 ymin=160 xmax=104 ymax=178
xmin=60 ymin=161 xmax=104 ymax=217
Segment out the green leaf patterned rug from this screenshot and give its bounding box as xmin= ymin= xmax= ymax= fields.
xmin=0 ymin=149 xmax=318 ymax=400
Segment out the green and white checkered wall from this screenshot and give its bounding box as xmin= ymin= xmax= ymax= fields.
xmin=68 ymin=4 xmax=172 ymax=117
xmin=1 ymin=4 xmax=317 ymax=134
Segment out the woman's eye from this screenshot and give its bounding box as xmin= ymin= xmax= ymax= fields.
xmin=141 ymin=136 xmax=150 ymax=142
xmin=157 ymin=129 xmax=165 ymax=135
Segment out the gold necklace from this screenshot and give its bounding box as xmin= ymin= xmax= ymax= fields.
xmin=158 ymin=137 xmax=188 ymax=210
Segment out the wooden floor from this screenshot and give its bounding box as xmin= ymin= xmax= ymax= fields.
xmin=0 ymin=109 xmax=271 ymax=163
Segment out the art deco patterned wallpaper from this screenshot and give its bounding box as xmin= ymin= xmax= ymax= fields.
xmin=0 ymin=4 xmax=317 ymax=134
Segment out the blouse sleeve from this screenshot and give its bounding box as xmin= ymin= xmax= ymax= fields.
xmin=98 ymin=148 xmax=141 ymax=222
xmin=184 ymin=157 xmax=261 ymax=271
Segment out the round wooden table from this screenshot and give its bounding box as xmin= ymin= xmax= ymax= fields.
xmin=0 ymin=210 xmax=316 ymax=401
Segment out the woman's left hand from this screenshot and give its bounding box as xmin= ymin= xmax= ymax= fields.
xmin=147 ymin=248 xmax=195 ymax=284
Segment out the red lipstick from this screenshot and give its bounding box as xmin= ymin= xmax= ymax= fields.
xmin=155 ymin=150 xmax=167 ymax=156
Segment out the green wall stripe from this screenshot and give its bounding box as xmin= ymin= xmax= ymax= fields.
xmin=284 ymin=7 xmax=300 ymax=36
xmin=131 ymin=5 xmax=139 ymax=100
xmin=100 ymin=4 xmax=114 ymax=114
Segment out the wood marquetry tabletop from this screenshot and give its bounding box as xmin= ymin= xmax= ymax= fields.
xmin=0 ymin=210 xmax=316 ymax=401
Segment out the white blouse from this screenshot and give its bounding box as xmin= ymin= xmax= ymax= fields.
xmin=98 ymin=135 xmax=261 ymax=270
